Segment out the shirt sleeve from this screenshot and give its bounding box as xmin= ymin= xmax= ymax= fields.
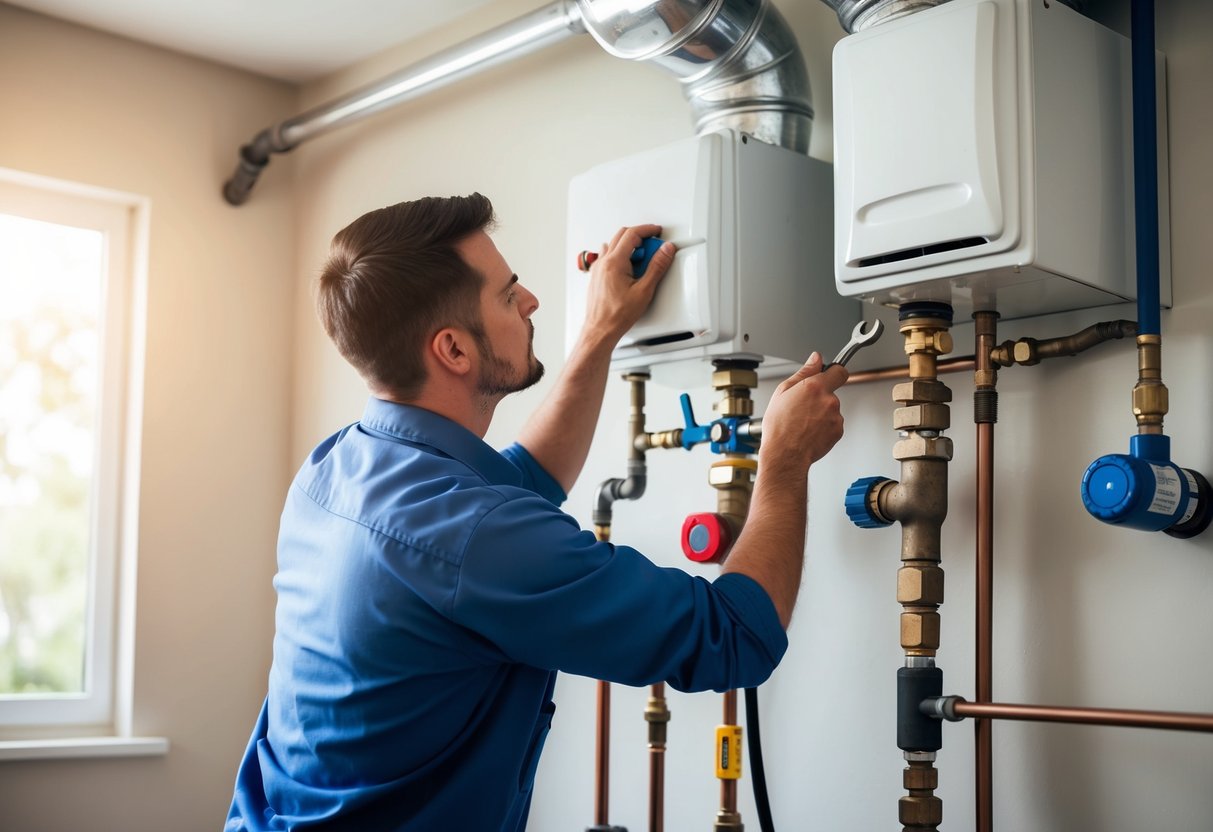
xmin=499 ymin=443 xmax=566 ymax=507
xmin=450 ymin=493 xmax=787 ymax=692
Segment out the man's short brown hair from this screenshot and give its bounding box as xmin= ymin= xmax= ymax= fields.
xmin=316 ymin=194 xmax=495 ymax=399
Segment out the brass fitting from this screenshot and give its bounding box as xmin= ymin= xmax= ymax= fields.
xmin=711 ymin=458 xmax=756 ymax=561
xmin=713 ymin=366 xmax=758 ymax=418
xmin=901 ymin=611 xmax=942 ymax=653
xmin=713 ymin=811 xmax=744 ymax=832
xmin=594 ymin=525 xmax=611 ymax=542
xmin=712 ymin=367 xmax=759 ymax=391
xmin=708 ymin=458 xmax=757 ymax=488
xmin=894 ymin=404 xmax=951 ymax=432
xmin=1133 ymin=335 xmax=1168 ymax=433
xmin=638 ymin=429 xmax=683 ymax=451
xmin=892 ymin=435 xmax=954 ymax=463
xmin=902 ymin=757 xmax=942 ymax=830
xmin=892 ymin=380 xmax=953 ymax=405
xmin=899 ymin=793 xmax=944 ymax=827
xmin=903 ymin=760 xmax=939 ymax=791
xmin=897 ymin=565 xmax=945 ymax=606
xmin=644 ymin=694 xmax=670 ymax=747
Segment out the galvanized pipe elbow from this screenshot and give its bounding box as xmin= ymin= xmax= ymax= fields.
xmin=577 ymin=0 xmax=813 ymax=152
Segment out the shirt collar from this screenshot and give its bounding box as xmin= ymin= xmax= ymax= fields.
xmin=359 ymin=397 xmax=522 ymax=487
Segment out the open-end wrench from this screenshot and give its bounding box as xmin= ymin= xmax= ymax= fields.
xmin=827 ymin=319 xmax=885 ymax=368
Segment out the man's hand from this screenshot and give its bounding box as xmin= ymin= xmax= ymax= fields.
xmin=581 ymin=224 xmax=675 ymax=345
xmin=517 ymin=223 xmax=673 ymax=493
xmin=757 ymin=352 xmax=848 ymax=476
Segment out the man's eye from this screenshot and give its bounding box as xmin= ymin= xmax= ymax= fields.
xmin=507 ymin=291 xmax=516 ymax=303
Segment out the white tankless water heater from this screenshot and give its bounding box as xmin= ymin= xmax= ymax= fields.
xmin=566 ymin=128 xmax=858 ymax=387
xmin=832 ymin=0 xmax=1171 ymax=319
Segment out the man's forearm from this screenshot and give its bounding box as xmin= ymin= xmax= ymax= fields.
xmin=719 ymin=460 xmax=809 ymax=629
xmin=516 ymin=328 xmax=616 ymax=494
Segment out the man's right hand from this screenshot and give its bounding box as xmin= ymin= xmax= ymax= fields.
xmin=757 ymin=352 xmax=847 ymax=475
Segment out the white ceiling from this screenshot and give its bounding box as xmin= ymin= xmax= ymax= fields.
xmin=6 ymin=0 xmax=503 ymax=83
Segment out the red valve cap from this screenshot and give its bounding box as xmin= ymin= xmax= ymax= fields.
xmin=681 ymin=513 xmax=732 ymax=564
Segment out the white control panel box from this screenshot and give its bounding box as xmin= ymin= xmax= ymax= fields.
xmin=566 ymin=129 xmax=857 ymax=386
xmin=832 ymin=0 xmax=1171 ymax=319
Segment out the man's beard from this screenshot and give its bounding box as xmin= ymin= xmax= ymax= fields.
xmin=474 ymin=324 xmax=545 ymax=397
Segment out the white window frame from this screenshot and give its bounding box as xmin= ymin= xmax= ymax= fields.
xmin=0 ymin=168 xmax=163 ymax=757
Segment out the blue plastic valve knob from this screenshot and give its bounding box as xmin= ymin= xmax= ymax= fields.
xmin=846 ymin=476 xmax=893 ymax=529
xmin=629 ymin=237 xmax=665 ymax=278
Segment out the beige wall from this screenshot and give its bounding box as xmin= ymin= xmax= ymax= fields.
xmin=0 ymin=4 xmax=297 ymax=830
xmin=2 ymin=0 xmax=1211 ymax=829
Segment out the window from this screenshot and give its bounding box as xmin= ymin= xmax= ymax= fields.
xmin=0 ymin=169 xmax=149 ymax=744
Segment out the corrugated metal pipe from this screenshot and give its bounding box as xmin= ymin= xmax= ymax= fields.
xmin=576 ymin=0 xmax=813 ymax=153
xmin=223 ymin=0 xmax=817 ymax=205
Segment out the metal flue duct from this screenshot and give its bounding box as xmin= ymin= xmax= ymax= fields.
xmin=223 ymin=0 xmax=816 ymax=204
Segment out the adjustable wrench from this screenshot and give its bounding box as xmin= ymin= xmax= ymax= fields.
xmin=827 ymin=319 xmax=884 ymax=368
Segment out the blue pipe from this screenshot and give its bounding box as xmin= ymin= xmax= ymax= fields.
xmin=1079 ymin=0 xmax=1212 ymax=538
xmin=1131 ymin=0 xmax=1160 ymax=335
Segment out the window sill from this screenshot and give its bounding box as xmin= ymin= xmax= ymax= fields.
xmin=0 ymin=736 xmax=169 ymax=762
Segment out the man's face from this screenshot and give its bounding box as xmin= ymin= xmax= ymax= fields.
xmin=457 ymin=231 xmax=545 ymax=397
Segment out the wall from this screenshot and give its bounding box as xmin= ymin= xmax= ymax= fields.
xmin=0 ymin=5 xmax=297 ymax=830
xmin=3 ymin=0 xmax=1208 ymax=829
xmin=290 ymin=1 xmax=1213 ymax=829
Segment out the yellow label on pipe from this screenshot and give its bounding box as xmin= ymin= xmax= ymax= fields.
xmin=715 ymin=725 xmax=743 ymax=779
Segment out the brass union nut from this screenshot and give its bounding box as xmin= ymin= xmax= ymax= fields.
xmin=712 ymin=368 xmax=759 ymax=390
xmin=894 ymin=404 xmax=951 ymax=432
xmin=899 ymin=794 xmax=943 ymax=826
xmin=901 ymin=611 xmax=941 ymax=651
xmin=892 ymin=434 xmax=954 ymax=461
xmin=897 ymin=565 xmax=945 ymax=606
xmin=903 ymin=764 xmax=939 ymax=791
xmin=1132 ymin=381 xmax=1169 ymax=419
xmin=714 ymin=396 xmax=755 ymax=418
xmin=892 ymin=380 xmax=953 ymax=405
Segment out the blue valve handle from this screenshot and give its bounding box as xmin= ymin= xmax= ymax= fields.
xmin=678 ymin=393 xmax=713 ymax=451
xmin=846 ymin=476 xmax=893 ymax=529
xmin=629 ymin=237 xmax=665 ymax=278
xmin=677 ymin=394 xmax=757 ymax=454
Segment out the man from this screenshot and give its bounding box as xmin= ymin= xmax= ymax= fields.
xmin=226 ymin=194 xmax=846 ymax=831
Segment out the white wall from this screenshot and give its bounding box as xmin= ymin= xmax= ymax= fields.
xmin=0 ymin=5 xmax=297 ymax=830
xmin=290 ymin=1 xmax=1213 ymax=830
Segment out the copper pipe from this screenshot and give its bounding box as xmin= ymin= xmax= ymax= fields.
xmin=846 ymin=356 xmax=975 ymax=385
xmin=648 ymin=682 xmax=666 ymax=832
xmin=595 ymin=679 xmax=610 ymax=826
xmin=990 ymin=320 xmax=1137 ymax=367
xmin=973 ymin=312 xmax=998 ymax=832
xmin=952 ymin=700 xmax=1213 ymax=733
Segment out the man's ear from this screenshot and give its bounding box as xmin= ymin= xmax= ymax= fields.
xmin=429 ymin=326 xmax=474 ymax=377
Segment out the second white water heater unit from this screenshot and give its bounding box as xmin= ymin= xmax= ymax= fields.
xmin=832 ymin=0 xmax=1171 ymax=320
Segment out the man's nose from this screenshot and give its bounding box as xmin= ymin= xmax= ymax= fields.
xmin=521 ymin=286 xmax=539 ymax=317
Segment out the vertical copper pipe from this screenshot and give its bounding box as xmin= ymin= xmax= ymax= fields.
xmin=721 ymin=689 xmax=738 ymax=813
xmin=973 ymin=311 xmax=998 ymax=832
xmin=595 ymin=679 xmax=610 ymax=826
xmin=649 ymin=682 xmax=666 ymax=832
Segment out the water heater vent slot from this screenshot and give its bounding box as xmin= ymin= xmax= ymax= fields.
xmin=633 ymin=331 xmax=696 ymax=348
xmin=855 ymin=236 xmax=988 ymax=268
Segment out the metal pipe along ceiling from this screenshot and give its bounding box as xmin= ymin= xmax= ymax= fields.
xmin=223 ymin=0 xmax=815 ymax=205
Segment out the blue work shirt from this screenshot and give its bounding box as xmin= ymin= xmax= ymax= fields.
xmin=227 ymin=397 xmax=787 ymax=831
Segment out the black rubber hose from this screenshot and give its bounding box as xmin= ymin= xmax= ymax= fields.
xmin=744 ymin=686 xmax=776 ymax=832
